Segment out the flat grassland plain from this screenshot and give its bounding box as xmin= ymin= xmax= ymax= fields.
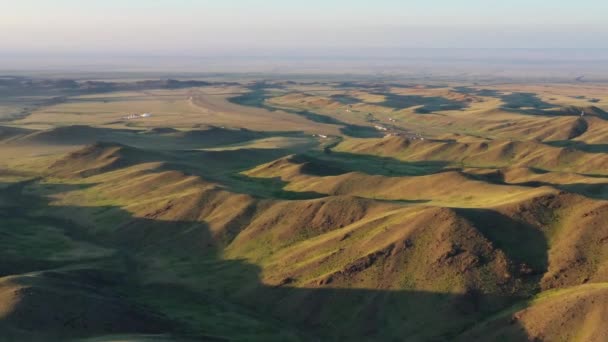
xmin=1 ymin=74 xmax=608 ymax=341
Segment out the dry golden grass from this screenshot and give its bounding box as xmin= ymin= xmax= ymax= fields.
xmin=460 ymin=283 xmax=608 ymax=342
xmin=2 ymin=78 xmax=608 ymax=340
xmin=15 ymin=88 xmax=337 ymax=135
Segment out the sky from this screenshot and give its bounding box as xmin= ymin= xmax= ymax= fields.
xmin=2 ymin=0 xmax=608 ymax=57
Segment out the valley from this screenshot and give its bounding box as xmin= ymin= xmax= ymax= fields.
xmin=1 ymin=75 xmax=608 ymax=341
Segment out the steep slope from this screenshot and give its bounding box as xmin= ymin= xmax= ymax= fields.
xmin=0 ymin=125 xmax=33 ymax=143
xmin=166 ymin=126 xmax=263 ymax=147
xmin=18 ymin=149 xmax=538 ymax=340
xmin=458 ymin=283 xmax=608 ymax=342
xmin=12 ymin=125 xmax=129 ymax=146
xmin=4 ymin=122 xmax=608 ymax=340
xmin=487 ymin=192 xmax=608 ymax=290
xmin=222 ymin=205 xmax=544 ymax=340
xmin=0 ymin=270 xmax=173 ymax=340
xmin=479 ymin=115 xmax=590 ymax=141
xmin=248 ymin=205 xmax=538 ymax=291
xmin=558 ymin=105 xmax=608 ymax=119
xmin=47 ymin=142 xmax=160 ymax=178
xmin=245 ymin=154 xmax=554 ymax=206
xmin=227 ymin=196 xmax=400 ymax=261
xmin=336 ymin=136 xmax=608 ymax=174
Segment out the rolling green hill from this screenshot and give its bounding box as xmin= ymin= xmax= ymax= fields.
xmin=1 ymin=77 xmax=608 ymax=341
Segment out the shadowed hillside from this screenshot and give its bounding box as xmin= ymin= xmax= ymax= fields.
xmin=3 ymin=139 xmax=608 ymax=341
xmin=2 ymin=77 xmax=608 ymax=341
xmin=0 ymin=176 xmax=536 ymax=341
xmin=335 ymin=136 xmax=608 ymax=175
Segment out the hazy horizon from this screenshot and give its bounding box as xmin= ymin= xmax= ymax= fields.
xmin=3 ymin=49 xmax=608 ymax=81
xmin=2 ymin=1 xmax=608 ymax=76
xmin=3 ymin=1 xmax=608 ymax=52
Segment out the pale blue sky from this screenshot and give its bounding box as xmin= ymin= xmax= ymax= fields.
xmin=2 ymin=0 xmax=608 ymax=55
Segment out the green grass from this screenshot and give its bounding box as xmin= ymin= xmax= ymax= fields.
xmin=376 ymin=93 xmax=467 ymax=113
xmin=2 ymin=77 xmax=608 ymax=341
xmin=135 ymin=284 xmax=304 ymax=342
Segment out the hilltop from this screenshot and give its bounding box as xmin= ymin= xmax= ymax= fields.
xmin=1 ymin=76 xmax=608 ymax=341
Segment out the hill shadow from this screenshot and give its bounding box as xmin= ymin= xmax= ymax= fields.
xmin=454 ymin=208 xmax=548 ymax=276
xmin=496 ymin=92 xmax=608 ymax=120
xmin=165 ymin=148 xmax=448 ymax=198
xmin=228 ymin=89 xmax=383 ymax=138
xmin=169 ymin=149 xmax=450 ymax=200
xmin=226 ymin=174 xmax=328 ymax=200
xmin=372 ymin=93 xmax=468 ymax=113
xmin=497 ymin=93 xmax=553 ymax=111
xmin=545 ymin=140 xmax=608 ymax=153
xmin=0 ymin=178 xmax=537 ymax=341
xmin=11 ymin=124 xmax=316 ymax=151
xmin=173 ymin=149 xmax=451 ymax=199
xmin=516 ymin=181 xmax=608 ymax=200
xmin=190 ymin=152 xmax=449 ymax=203
xmin=448 ymin=88 xmax=608 ymax=120
xmin=453 ymin=87 xmax=503 ymax=97
xmin=308 ymin=151 xmax=451 ymax=177
xmin=498 ymin=92 xmax=557 ymax=117
xmin=329 ymin=94 xmax=361 ymax=105
xmin=156 ymin=148 xmax=329 ymax=200
xmin=462 ymin=169 xmax=608 ymax=200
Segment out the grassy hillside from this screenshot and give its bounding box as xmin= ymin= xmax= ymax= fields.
xmin=1 ymin=77 xmax=608 ymax=341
